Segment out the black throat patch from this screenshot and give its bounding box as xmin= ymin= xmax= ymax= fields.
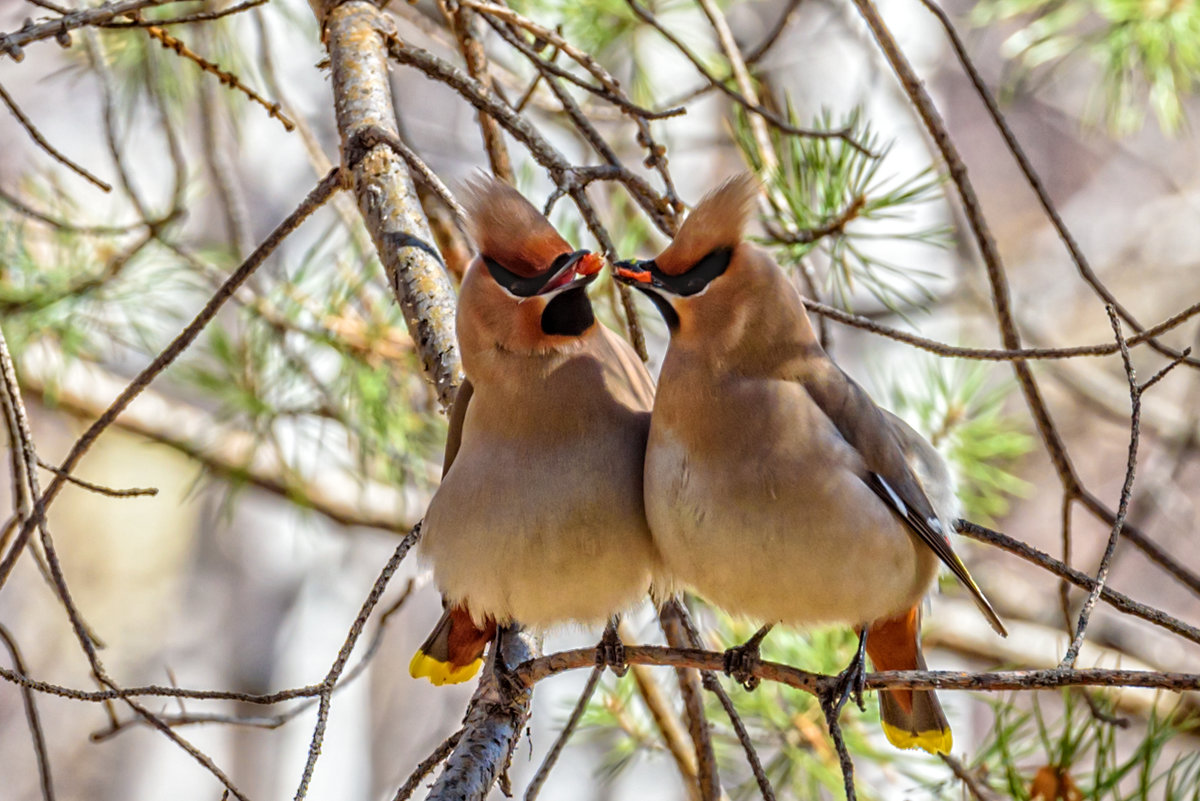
xmin=540 ymin=285 xmax=595 ymax=336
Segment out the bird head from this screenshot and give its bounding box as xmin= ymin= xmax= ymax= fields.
xmin=613 ymin=174 xmax=760 ymax=335
xmin=458 ymin=177 xmax=604 ymax=357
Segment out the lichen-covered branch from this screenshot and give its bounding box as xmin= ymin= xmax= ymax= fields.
xmin=427 ymin=628 xmax=540 ymax=801
xmin=314 ymin=0 xmax=462 ymax=410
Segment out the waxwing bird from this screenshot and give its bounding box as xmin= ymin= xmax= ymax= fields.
xmin=613 ymin=174 xmax=1006 ymax=754
xmin=410 ymin=177 xmax=658 ymax=686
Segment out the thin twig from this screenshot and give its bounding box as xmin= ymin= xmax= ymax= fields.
xmin=524 ymin=666 xmax=604 ymax=801
xmin=91 ymin=579 xmax=418 ymax=741
xmin=393 ymin=729 xmax=464 ymax=801
xmin=745 ymin=0 xmax=803 ymax=64
xmin=5 ymin=644 xmax=1199 ymax=706
xmin=703 ymin=673 xmax=777 ymax=801
xmin=626 ymin=0 xmax=867 ymax=154
xmin=103 ymin=0 xmax=268 ymax=26
xmin=1060 ymin=308 xmax=1139 ymax=667
xmin=0 ymin=185 xmax=165 ymax=234
xmin=0 ymin=625 xmax=56 ymax=801
xmin=36 ymin=458 xmax=158 ymax=498
xmin=659 ymin=601 xmax=720 ymax=801
xmin=142 ymin=23 xmax=295 ymax=131
xmin=804 ymin=297 xmax=1200 ymax=361
xmin=696 ymin=0 xmax=776 ymax=175
xmin=847 ymin=0 xmax=1200 ymax=600
xmin=0 ymin=168 xmax=342 ymax=592
xmin=440 ymin=0 xmax=513 ymax=181
xmin=0 ymin=82 xmax=111 ymax=191
xmin=956 ymin=520 xmax=1200 ymax=647
xmin=519 ymin=646 xmax=1200 ymax=695
xmin=0 ymin=0 xmax=168 ymax=60
xmin=292 ymin=523 xmax=422 ymax=800
xmin=939 ymin=753 xmax=998 ymax=801
xmin=628 ymin=657 xmax=700 ymax=795
xmin=915 ymin=0 xmax=1199 ymax=370
xmin=819 ymin=692 xmax=857 ymax=801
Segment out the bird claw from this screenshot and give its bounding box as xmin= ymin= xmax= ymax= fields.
xmin=596 ymin=619 xmax=628 ymax=677
xmin=723 ymin=642 xmax=762 ymax=691
xmin=723 ymin=623 xmax=773 ymax=691
xmin=833 ymin=631 xmax=869 ymax=713
xmin=489 ymin=627 xmax=525 ymax=697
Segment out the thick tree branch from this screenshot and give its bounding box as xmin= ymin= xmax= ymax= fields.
xmin=426 ymin=628 xmax=540 ymax=801
xmin=315 ymin=0 xmax=463 ymax=410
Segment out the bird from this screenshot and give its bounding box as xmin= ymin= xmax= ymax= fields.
xmin=409 ymin=176 xmax=659 ymax=686
xmin=612 ymin=174 xmax=1006 ymax=754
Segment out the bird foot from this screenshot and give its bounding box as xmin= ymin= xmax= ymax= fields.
xmin=723 ymin=623 xmax=773 ymax=691
xmin=723 ymin=643 xmax=762 ymax=691
xmin=596 ymin=619 xmax=628 ymax=677
xmin=832 ymin=632 xmax=869 ymax=713
xmin=489 ymin=628 xmax=524 ymax=698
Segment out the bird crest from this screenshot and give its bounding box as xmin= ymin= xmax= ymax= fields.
xmin=656 ymin=173 xmax=759 ymax=276
xmin=461 ymin=176 xmax=571 ymax=277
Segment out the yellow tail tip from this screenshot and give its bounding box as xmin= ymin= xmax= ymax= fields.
xmin=882 ymin=722 xmax=953 ymax=755
xmin=409 ymin=650 xmax=483 ymax=686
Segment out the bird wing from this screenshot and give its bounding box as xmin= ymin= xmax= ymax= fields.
xmin=799 ymin=363 xmax=1008 ymax=637
xmin=441 ymin=378 xmax=474 ymax=478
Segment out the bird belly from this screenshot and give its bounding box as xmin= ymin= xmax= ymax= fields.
xmin=646 ymin=432 xmax=938 ymax=627
xmin=421 ymin=447 xmax=655 ymax=629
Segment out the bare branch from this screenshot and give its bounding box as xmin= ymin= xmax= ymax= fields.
xmin=1060 ymin=307 xmax=1140 ymax=667
xmin=319 ymin=0 xmax=462 ymax=409
xmin=393 ymin=729 xmax=464 ymax=801
xmin=524 ymin=665 xmax=603 ymax=801
xmin=703 ymin=672 xmax=777 ymax=801
xmin=426 ymin=627 xmax=540 ymax=801
xmin=848 ymin=0 xmax=1200 ymax=599
xmin=0 ymin=624 xmax=56 ymax=801
xmin=957 ymin=520 xmax=1200 ymax=647
xmin=804 ymin=297 xmax=1200 ymax=362
xmin=915 ymin=0 xmax=1199 ymax=370
xmin=0 ymin=168 xmax=343 ymax=592
xmin=292 ymin=524 xmax=422 ymax=800
xmin=142 ymin=23 xmax=295 ymax=132
xmin=35 ymin=458 xmax=158 ymax=498
xmin=0 ymin=0 xmax=169 ymax=60
xmin=102 ymin=0 xmax=268 ymax=26
xmin=625 ymin=0 xmax=867 ymax=154
xmin=660 ymin=601 xmax=721 ymax=801
xmin=0 ymin=81 xmax=111 ymax=191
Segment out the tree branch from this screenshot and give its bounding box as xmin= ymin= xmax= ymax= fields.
xmin=315 ymin=0 xmax=463 ymax=410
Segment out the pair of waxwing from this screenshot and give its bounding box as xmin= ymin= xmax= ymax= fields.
xmin=410 ymin=177 xmax=658 ymax=685
xmin=614 ymin=175 xmax=1007 ymax=755
xmin=410 ymin=174 xmax=1005 ymax=756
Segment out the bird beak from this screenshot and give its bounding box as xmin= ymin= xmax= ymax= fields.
xmin=537 ymin=251 xmax=603 ymax=297
xmin=613 ymin=258 xmax=681 ymax=330
xmin=612 ymin=259 xmax=666 ymax=291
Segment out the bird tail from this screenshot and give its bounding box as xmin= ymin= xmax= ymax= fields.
xmin=409 ymin=605 xmax=495 ymax=686
xmin=865 ymin=606 xmax=952 ymax=755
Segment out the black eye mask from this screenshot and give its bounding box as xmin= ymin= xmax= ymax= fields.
xmin=484 ymin=250 xmax=587 ymax=297
xmin=639 ymin=246 xmax=733 ymax=296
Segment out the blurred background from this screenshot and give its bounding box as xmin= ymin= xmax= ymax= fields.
xmin=1 ymin=0 xmax=1199 ymax=798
